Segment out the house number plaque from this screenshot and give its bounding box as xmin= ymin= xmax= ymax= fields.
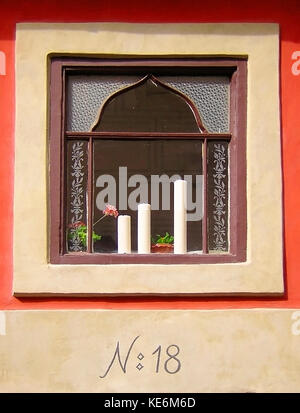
xmin=99 ymin=335 xmax=181 ymax=378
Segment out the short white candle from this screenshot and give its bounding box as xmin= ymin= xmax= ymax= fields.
xmin=118 ymin=215 xmax=131 ymax=254
xmin=138 ymin=203 xmax=151 ymax=254
xmin=174 ymin=180 xmax=187 ymax=254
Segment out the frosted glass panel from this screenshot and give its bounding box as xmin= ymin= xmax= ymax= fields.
xmin=67 ymin=74 xmax=229 ymax=133
xmin=207 ymin=141 xmax=229 ymax=252
xmin=67 ymin=75 xmax=141 ymax=131
xmin=66 ymin=140 xmax=88 ymax=252
xmin=160 ymin=76 xmax=230 ymax=133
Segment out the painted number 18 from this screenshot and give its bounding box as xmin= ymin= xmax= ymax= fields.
xmin=152 ymin=344 xmax=181 ymax=374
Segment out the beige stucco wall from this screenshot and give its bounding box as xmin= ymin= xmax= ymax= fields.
xmin=0 ymin=309 xmax=300 ymax=392
xmin=13 ymin=23 xmax=283 ymax=295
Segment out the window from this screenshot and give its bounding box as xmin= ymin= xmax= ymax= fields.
xmin=14 ymin=23 xmax=283 ymax=295
xmin=49 ymin=57 xmax=247 ymax=264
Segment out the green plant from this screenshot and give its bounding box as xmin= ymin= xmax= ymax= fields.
xmin=152 ymin=232 xmax=174 ymax=245
xmin=68 ymin=223 xmax=102 ymax=247
xmin=68 ymin=204 xmax=119 ymax=249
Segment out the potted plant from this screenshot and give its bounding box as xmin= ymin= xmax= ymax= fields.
xmin=68 ymin=204 xmax=118 ymax=251
xmin=151 ymin=232 xmax=174 ymax=253
xmin=68 ymin=221 xmax=102 ymax=250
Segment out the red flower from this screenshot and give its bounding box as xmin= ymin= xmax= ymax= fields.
xmin=103 ymin=204 xmax=119 ymax=218
xmin=68 ymin=221 xmax=85 ymax=229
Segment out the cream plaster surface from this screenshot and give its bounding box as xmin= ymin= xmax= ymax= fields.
xmin=0 ymin=309 xmax=300 ymax=392
xmin=13 ymin=23 xmax=283 ymax=295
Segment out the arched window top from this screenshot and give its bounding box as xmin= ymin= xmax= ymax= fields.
xmin=92 ymin=75 xmax=206 ymax=133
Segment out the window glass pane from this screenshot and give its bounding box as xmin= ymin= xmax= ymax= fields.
xmin=160 ymin=76 xmax=230 ymax=133
xmin=66 ymin=140 xmax=88 ymax=252
xmin=207 ymin=141 xmax=229 ymax=252
xmin=93 ymin=139 xmax=203 ymax=253
xmin=94 ymin=78 xmax=199 ymax=133
xmin=67 ymin=74 xmax=229 ymax=133
xmin=66 ymin=75 xmax=141 ymax=131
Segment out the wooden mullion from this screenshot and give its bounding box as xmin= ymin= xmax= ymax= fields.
xmin=202 ymin=138 xmax=208 ymax=254
xmin=61 ymin=69 xmax=67 ymax=255
xmin=87 ymin=137 xmax=93 ymax=253
xmin=66 ymin=131 xmax=232 ymax=140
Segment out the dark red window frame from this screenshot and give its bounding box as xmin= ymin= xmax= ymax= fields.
xmin=49 ymin=56 xmax=247 ymax=264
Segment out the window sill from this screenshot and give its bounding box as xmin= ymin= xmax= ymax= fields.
xmin=51 ymin=252 xmax=246 ymax=265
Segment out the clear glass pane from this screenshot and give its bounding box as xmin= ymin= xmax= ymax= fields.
xmin=160 ymin=76 xmax=230 ymax=133
xmin=66 ymin=75 xmax=141 ymax=131
xmin=93 ymin=139 xmax=203 ymax=253
xmin=207 ymin=141 xmax=229 ymax=252
xmin=94 ymin=78 xmax=200 ymax=133
xmin=66 ymin=140 xmax=88 ymax=252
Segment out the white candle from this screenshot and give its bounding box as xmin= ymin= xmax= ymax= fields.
xmin=118 ymin=215 xmax=131 ymax=254
xmin=174 ymin=180 xmax=187 ymax=254
xmin=138 ymin=203 xmax=151 ymax=254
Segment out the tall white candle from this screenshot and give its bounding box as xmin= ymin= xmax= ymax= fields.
xmin=174 ymin=180 xmax=187 ymax=254
xmin=138 ymin=203 xmax=151 ymax=254
xmin=118 ymin=215 xmax=131 ymax=254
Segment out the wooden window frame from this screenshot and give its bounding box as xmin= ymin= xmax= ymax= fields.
xmin=49 ymin=56 xmax=247 ymax=265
